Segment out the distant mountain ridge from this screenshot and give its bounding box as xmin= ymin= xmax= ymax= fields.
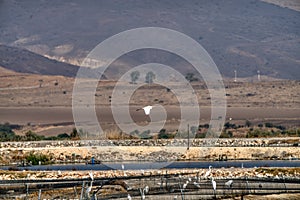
xmin=0 ymin=0 xmax=299 ymax=79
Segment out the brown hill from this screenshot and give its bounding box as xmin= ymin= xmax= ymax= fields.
xmin=0 ymin=0 xmax=299 ymax=79
xmin=0 ymin=45 xmax=79 ymax=77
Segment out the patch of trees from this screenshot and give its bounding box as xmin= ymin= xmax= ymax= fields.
xmin=130 ymin=71 xmax=156 ymax=84
xmin=0 ymin=123 xmax=80 ymax=142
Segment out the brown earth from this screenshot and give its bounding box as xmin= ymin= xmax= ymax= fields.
xmin=0 ymin=68 xmax=299 ymax=135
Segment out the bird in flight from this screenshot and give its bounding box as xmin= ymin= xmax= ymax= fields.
xmin=136 ymin=105 xmax=153 ymax=115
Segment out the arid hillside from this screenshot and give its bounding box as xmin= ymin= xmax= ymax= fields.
xmin=0 ymin=0 xmax=299 ymax=79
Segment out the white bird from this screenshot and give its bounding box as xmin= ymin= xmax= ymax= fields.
xmin=183 ymin=180 xmax=189 ymax=189
xmin=144 ymin=185 xmax=149 ymax=194
xmin=121 ymin=164 xmax=127 ymax=176
xmin=225 ymin=180 xmax=233 ymax=188
xmin=127 ymin=193 xmax=132 ymax=200
xmin=212 ymin=177 xmax=217 ymax=193
xmin=193 ymin=181 xmax=200 ymax=188
xmin=136 ymin=105 xmax=153 ymax=115
xmin=89 ymin=171 xmax=94 ymax=181
xmin=57 ymin=170 xmax=61 ymax=176
xmin=85 ymin=181 xmax=93 ymax=197
xmin=204 ymin=165 xmax=212 ymax=179
xmin=174 ymin=195 xmax=178 ymax=200
xmin=139 ymin=188 xmax=146 ymax=200
xmin=85 ymin=171 xmax=94 ymax=197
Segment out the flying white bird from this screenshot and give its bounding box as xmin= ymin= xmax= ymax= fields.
xmin=225 ymin=180 xmax=233 ymax=188
xmin=204 ymin=165 xmax=212 ymax=179
xmin=136 ymin=105 xmax=153 ymax=115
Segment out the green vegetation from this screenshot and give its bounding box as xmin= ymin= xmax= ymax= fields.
xmin=185 ymin=72 xmax=199 ymax=82
xmin=0 ymin=122 xmax=299 ymax=142
xmin=26 ymin=153 xmax=52 ymax=165
xmin=145 ymin=71 xmax=155 ymax=84
xmin=130 ymin=71 xmax=140 ymax=84
xmin=0 ymin=123 xmax=80 ymax=142
xmin=0 ymin=123 xmax=20 ymax=141
xmin=158 ymin=129 xmax=174 ymax=139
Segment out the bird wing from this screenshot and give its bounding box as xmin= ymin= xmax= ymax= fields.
xmin=143 ymin=106 xmax=152 ymax=115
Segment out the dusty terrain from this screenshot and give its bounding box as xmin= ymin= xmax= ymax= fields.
xmin=0 ymin=67 xmax=299 ymax=135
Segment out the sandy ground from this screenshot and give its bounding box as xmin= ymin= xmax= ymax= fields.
xmin=0 ymin=106 xmax=299 ymax=136
xmin=0 ymin=70 xmax=299 ymax=135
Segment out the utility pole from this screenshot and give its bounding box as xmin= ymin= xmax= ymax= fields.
xmin=187 ymin=124 xmax=190 ymax=150
xmin=234 ymin=70 xmax=237 ymax=82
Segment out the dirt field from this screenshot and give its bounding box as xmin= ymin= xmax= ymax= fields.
xmin=0 ymin=69 xmax=299 ymax=135
xmin=0 ymin=106 xmax=299 ymax=136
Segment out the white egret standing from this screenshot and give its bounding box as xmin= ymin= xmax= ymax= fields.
xmin=204 ymin=165 xmax=212 ymax=179
xmin=225 ymin=180 xmax=233 ymax=188
xmin=212 ymin=177 xmax=217 ymax=199
xmin=121 ymin=164 xmax=127 ymax=176
xmin=182 ymin=180 xmax=189 ymax=189
xmin=136 ymin=105 xmax=153 ymax=115
xmin=127 ymin=193 xmax=132 ymax=200
xmin=139 ymin=188 xmax=145 ymax=200
xmin=89 ymin=171 xmax=94 ymax=181
xmin=144 ymin=185 xmax=149 ymax=194
xmin=85 ymin=171 xmax=94 ymax=198
xmin=193 ymin=181 xmax=200 ymax=188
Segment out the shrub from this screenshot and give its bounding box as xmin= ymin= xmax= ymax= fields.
xmin=140 ymin=130 xmax=152 ymax=139
xmin=158 ymin=129 xmax=174 ymax=139
xmin=26 ymin=153 xmax=51 ymax=165
xmin=265 ymin=122 xmax=274 ymax=128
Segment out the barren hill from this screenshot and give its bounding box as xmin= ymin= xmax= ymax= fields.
xmin=0 ymin=0 xmax=299 ymax=79
xmin=0 ymin=45 xmax=79 ymax=77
